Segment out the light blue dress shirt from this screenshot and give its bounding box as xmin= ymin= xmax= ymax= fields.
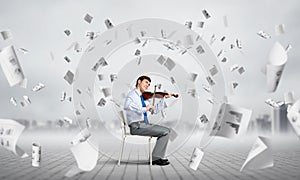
xmin=124 ymin=88 xmax=165 ymax=125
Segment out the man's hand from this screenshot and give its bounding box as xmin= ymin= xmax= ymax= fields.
xmin=146 ymin=105 xmax=154 ymax=111
xmin=164 ymin=93 xmax=172 ymax=98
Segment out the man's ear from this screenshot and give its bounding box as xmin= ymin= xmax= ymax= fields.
xmin=138 ymin=80 xmax=141 ymax=85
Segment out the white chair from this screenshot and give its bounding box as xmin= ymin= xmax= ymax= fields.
xmin=117 ymin=111 xmax=152 ymax=166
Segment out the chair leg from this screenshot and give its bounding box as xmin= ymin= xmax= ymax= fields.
xmin=118 ymin=137 xmax=125 ymax=166
xmin=149 ymin=137 xmax=152 ymax=166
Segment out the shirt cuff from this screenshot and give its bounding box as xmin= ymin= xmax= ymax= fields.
xmin=142 ymin=107 xmax=147 ymax=113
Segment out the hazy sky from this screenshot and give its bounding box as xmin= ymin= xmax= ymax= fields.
xmin=0 ymin=0 xmax=299 ymax=121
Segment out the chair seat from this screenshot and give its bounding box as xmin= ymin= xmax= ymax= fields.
xmin=124 ymin=133 xmax=152 ymax=139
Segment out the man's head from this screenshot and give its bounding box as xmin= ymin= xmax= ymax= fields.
xmin=136 ymin=75 xmax=151 ymax=93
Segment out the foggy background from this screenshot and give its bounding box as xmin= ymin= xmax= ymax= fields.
xmin=0 ymin=0 xmax=299 ymax=123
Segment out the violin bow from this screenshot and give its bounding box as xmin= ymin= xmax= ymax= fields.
xmin=151 ymin=85 xmax=157 ymax=114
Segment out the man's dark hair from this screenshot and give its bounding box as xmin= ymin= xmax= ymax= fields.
xmin=136 ymin=75 xmax=151 ymax=87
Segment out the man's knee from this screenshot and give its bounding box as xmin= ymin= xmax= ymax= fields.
xmin=161 ymin=127 xmax=170 ymax=136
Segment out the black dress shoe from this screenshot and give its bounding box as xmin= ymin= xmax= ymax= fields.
xmin=152 ymin=159 xmax=170 ymax=166
xmin=161 ymin=158 xmax=169 ymax=162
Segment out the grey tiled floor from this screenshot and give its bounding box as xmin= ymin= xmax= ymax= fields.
xmin=1 ymin=131 xmax=300 ymax=180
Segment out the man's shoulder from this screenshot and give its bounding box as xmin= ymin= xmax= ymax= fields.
xmin=127 ymin=89 xmax=138 ymax=97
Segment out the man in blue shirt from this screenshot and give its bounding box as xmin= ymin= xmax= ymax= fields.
xmin=124 ymin=75 xmax=171 ymax=166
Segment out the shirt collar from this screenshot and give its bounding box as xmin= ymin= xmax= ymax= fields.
xmin=134 ymin=88 xmax=142 ymax=96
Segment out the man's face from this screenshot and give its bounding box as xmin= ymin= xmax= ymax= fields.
xmin=138 ymin=79 xmax=150 ymax=92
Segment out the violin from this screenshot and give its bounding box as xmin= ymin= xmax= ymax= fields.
xmin=144 ymin=85 xmax=179 ymax=114
xmin=142 ymin=91 xmax=179 ymax=100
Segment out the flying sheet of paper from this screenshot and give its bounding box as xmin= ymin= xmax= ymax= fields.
xmin=210 ymin=34 xmax=216 ymax=45
xmin=236 ymin=39 xmax=242 ymax=49
xmin=134 ymin=49 xmax=141 ymax=56
xmin=63 ymin=117 xmax=73 ymax=125
xmin=169 ymin=128 xmax=178 ymax=142
xmin=183 ymin=35 xmax=194 ymax=46
xmin=284 ymin=91 xmax=294 ymax=105
xmin=257 ymin=31 xmax=271 ymax=39
xmin=187 ymin=88 xmax=196 ymax=98
xmin=163 ymin=58 xmax=176 ymax=71
xmin=0 ymin=119 xmax=28 ymax=157
xmin=50 ymin=52 xmax=55 ymax=61
xmin=170 ymin=77 xmax=176 ymax=84
xmin=198 ymin=21 xmax=204 ymax=28
xmin=217 ymin=49 xmax=224 ymax=57
xmin=185 ymin=21 xmax=192 ymax=29
xmin=188 ymin=73 xmax=198 ymax=82
xmin=86 ymin=87 xmax=93 ymax=98
xmin=18 ymin=48 xmax=29 ymax=54
xmin=86 ymin=118 xmax=92 ymax=128
xmin=23 ymin=95 xmax=31 ymax=105
xmin=134 ymin=37 xmax=141 ymax=44
xmin=202 ymin=84 xmax=211 ymax=93
xmin=287 ymin=99 xmax=300 ymax=138
xmin=97 ymin=74 xmax=104 ymax=81
xmin=70 ymin=129 xmax=98 ymax=171
xmin=196 ymin=45 xmax=205 ymax=54
xmin=10 ymin=97 xmax=17 ymax=106
xmin=1 ymin=30 xmax=13 ymax=40
xmin=199 ymin=114 xmax=209 ymax=123
xmin=229 ymin=81 xmax=239 ymax=95
xmin=189 ymin=147 xmax=204 ymax=170
xmin=265 ymin=98 xmax=284 ymax=108
xmin=206 ymin=76 xmax=215 ymax=86
xmin=101 ymin=87 xmax=112 ymax=97
xmin=92 ymin=57 xmax=108 ymax=71
xmin=66 ymin=42 xmax=77 ymax=51
xmin=230 ymin=64 xmax=239 ymax=72
xmin=104 ymin=19 xmax=114 ymax=29
xmin=285 ymin=44 xmax=292 ymax=53
xmin=79 ymin=102 xmax=86 ymax=110
xmin=86 ymin=31 xmax=95 ymax=40
xmin=74 ymin=42 xmax=82 ymax=52
xmin=64 ymin=70 xmax=75 ymax=85
xmin=84 ymin=13 xmax=93 ymax=24
xmin=202 ymin=9 xmax=211 ymax=19
xmin=220 ymin=36 xmax=226 ymax=42
xmin=275 ymin=24 xmax=285 ymax=35
xmin=64 ymin=29 xmax=71 ymax=36
xmin=97 ymin=98 xmax=106 ymax=107
xmin=265 ymin=42 xmax=287 ymax=92
xmin=160 ymin=29 xmax=166 ymax=39
xmin=238 ymin=67 xmax=245 ymax=74
xmin=157 ymin=55 xmax=166 ymax=65
xmin=60 ymin=91 xmax=66 ymax=102
xmin=240 ymin=136 xmax=273 ymax=172
xmin=0 ymin=45 xmax=25 ymax=87
xmin=64 ymin=56 xmax=71 ymax=63
xmin=75 ymin=110 xmax=81 ymax=116
xmin=221 ymin=57 xmax=227 ymax=63
xmin=32 ymin=143 xmax=41 ymax=167
xmin=32 ymin=83 xmax=45 ymax=92
xmin=223 ymin=16 xmax=228 ymax=27
xmin=210 ymin=103 xmax=252 ymax=138
xmin=110 ymin=74 xmax=117 ymax=82
xmin=209 ymin=65 xmax=218 ymax=76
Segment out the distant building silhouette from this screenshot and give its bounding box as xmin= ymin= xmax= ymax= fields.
xmin=256 ymin=114 xmax=272 ymax=134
